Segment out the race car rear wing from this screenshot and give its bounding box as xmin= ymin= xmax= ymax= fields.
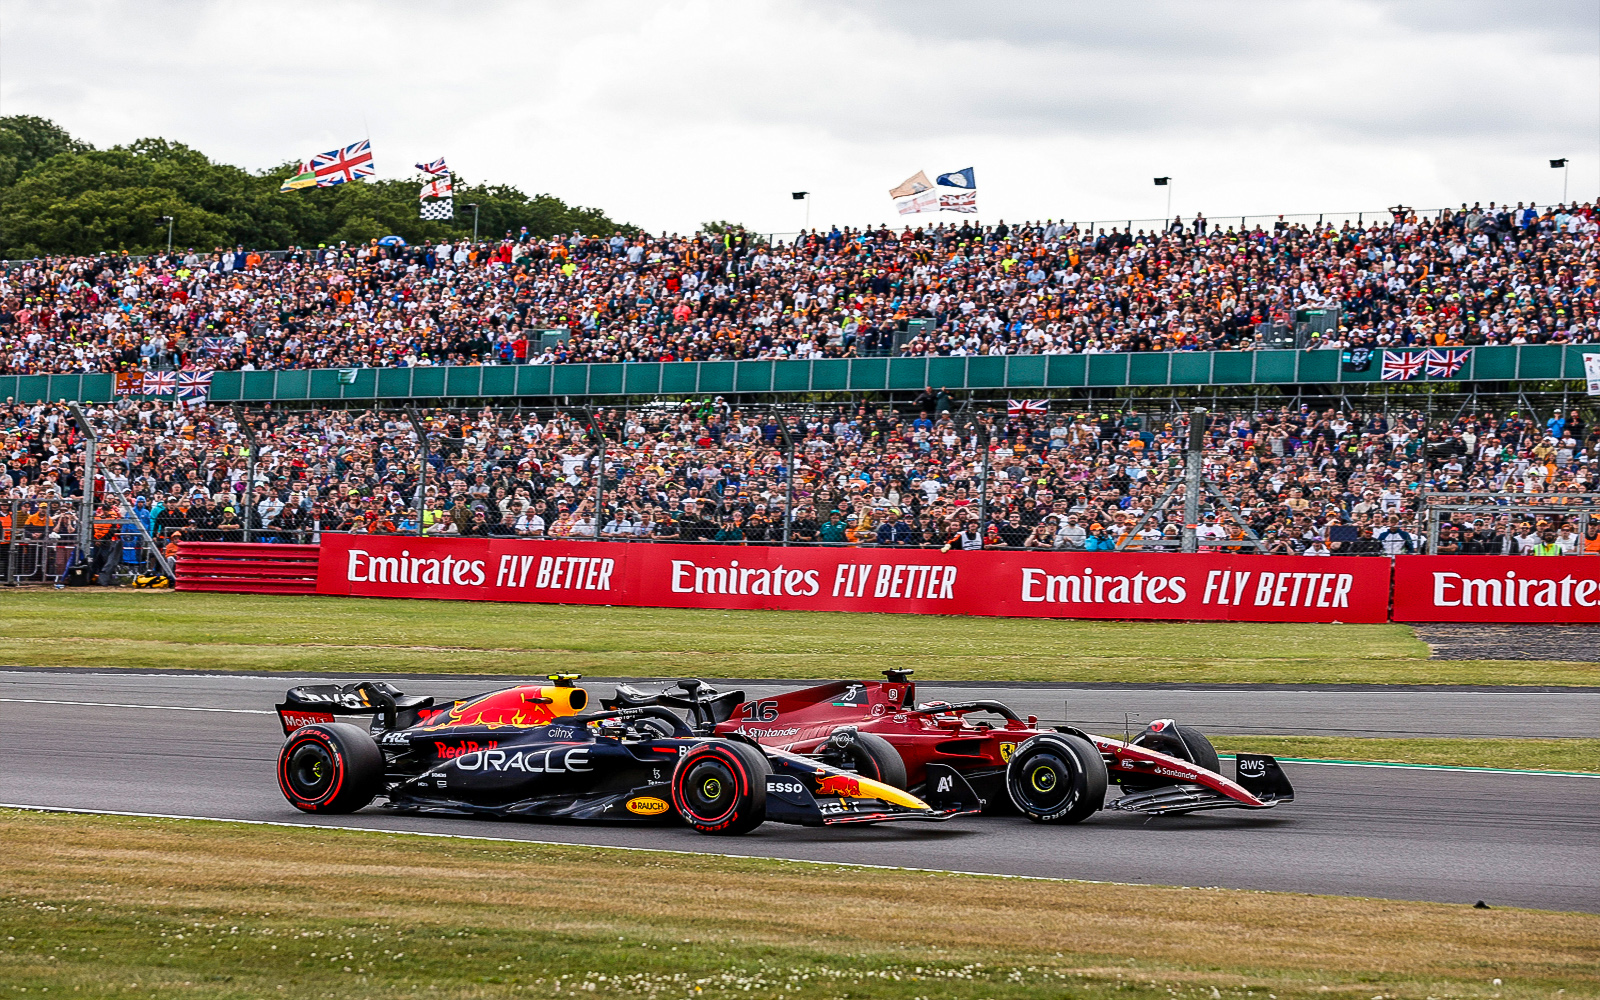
xmin=275 ymin=681 xmax=435 ymax=735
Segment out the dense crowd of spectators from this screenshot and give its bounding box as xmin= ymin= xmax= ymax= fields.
xmin=3 ymin=393 xmax=1596 ymax=572
xmin=1 ymin=199 xmax=1598 ymax=375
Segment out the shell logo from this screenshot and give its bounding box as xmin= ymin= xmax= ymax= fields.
xmin=626 ymin=796 xmax=671 ymax=816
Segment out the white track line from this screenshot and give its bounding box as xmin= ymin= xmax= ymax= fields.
xmin=0 ymin=697 xmax=272 ymax=715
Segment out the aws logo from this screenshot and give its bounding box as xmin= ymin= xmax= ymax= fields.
xmin=625 ymin=796 xmax=670 ymax=816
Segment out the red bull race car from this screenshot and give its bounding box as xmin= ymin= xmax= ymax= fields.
xmin=273 ymin=674 xmax=979 ymax=835
xmin=611 ymin=671 xmax=1293 ymax=823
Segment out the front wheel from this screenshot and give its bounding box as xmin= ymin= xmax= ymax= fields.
xmin=671 ymin=742 xmax=769 ymax=835
xmin=1005 ymin=733 xmax=1107 ymax=824
xmin=277 ymin=723 xmax=383 ymax=814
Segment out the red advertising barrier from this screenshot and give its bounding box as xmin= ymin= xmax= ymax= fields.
xmin=175 ymin=542 xmax=321 ymax=595
xmin=315 ymin=534 xmax=1391 ymax=623
xmin=1393 ymin=555 xmax=1600 ymax=623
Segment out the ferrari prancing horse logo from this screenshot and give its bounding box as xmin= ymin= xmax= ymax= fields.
xmin=999 ymin=743 xmax=1016 ymax=762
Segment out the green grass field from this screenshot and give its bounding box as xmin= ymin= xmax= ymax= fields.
xmin=1208 ymin=736 xmax=1600 ymax=773
xmin=2 ymin=810 xmax=1595 ymax=1000
xmin=1 ymin=589 xmax=1596 ymax=685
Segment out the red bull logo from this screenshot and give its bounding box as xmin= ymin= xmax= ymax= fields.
xmin=434 ymin=740 xmax=498 ymax=759
xmin=816 ymin=774 xmax=861 ymax=797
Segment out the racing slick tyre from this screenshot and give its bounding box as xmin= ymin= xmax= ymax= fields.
xmin=820 ymin=729 xmax=908 ymax=789
xmin=1130 ymin=725 xmax=1221 ymax=781
xmin=277 ymin=723 xmax=383 ymax=814
xmin=1005 ymin=733 xmax=1107 ymax=824
xmin=672 ymin=741 xmax=770 ymax=835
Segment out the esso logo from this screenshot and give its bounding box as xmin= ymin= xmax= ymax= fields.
xmin=766 ymin=778 xmax=806 ymax=795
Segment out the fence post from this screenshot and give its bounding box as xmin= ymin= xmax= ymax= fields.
xmin=1181 ymin=407 xmax=1206 ymax=554
xmin=977 ymin=413 xmax=991 ymax=538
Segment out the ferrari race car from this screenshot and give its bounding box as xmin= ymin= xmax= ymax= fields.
xmin=273 ymin=674 xmax=980 ymax=835
xmin=611 ymin=671 xmax=1293 ymax=823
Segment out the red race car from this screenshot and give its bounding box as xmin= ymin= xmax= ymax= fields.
xmin=611 ymin=671 xmax=1293 ymax=823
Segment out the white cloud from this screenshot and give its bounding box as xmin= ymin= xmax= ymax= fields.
xmin=0 ymin=0 xmax=1595 ymax=236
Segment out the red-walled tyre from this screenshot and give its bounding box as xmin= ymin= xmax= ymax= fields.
xmin=671 ymin=741 xmax=769 ymax=835
xmin=277 ymin=723 xmax=383 ymax=814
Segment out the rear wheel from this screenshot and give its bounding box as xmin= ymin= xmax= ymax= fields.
xmin=277 ymin=723 xmax=383 ymax=814
xmin=1005 ymin=733 xmax=1107 ymax=824
xmin=817 ymin=729 xmax=907 ymax=789
xmin=671 ymin=742 xmax=769 ymax=835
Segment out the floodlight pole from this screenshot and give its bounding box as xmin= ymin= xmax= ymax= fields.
xmin=1180 ymin=407 xmax=1206 ymax=554
xmin=161 ymin=216 xmax=174 ymax=255
xmin=466 ymin=203 xmax=480 ymax=243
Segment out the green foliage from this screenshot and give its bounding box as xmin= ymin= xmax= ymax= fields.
xmin=699 ymin=219 xmax=743 ymax=235
xmin=0 ymin=116 xmax=634 ymax=257
xmin=0 ymin=115 xmax=90 ymax=188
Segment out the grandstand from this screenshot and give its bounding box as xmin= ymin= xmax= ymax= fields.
xmin=1 ymin=201 xmax=1597 ymax=585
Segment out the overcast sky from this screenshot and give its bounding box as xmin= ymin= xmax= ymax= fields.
xmin=2 ymin=0 xmax=1596 ymax=235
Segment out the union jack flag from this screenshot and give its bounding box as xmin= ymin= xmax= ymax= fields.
xmin=1379 ymin=351 xmax=1425 ymax=381
xmin=142 ymin=371 xmax=176 ymax=395
xmin=1423 ymin=348 xmax=1471 ymax=378
xmin=310 ymin=139 xmax=376 ymax=187
xmin=199 ymin=337 xmax=233 ymax=356
xmin=176 ymin=370 xmax=213 ymax=400
xmin=1007 ymin=399 xmax=1048 ymax=418
xmin=415 ymin=157 xmax=449 ymax=175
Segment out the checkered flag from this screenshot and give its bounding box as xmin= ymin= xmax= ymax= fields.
xmin=420 ymin=199 xmax=454 ymax=220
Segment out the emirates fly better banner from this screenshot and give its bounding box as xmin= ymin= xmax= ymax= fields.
xmin=316 ymin=535 xmax=1391 ymax=623
xmin=1392 ymin=555 xmax=1600 ymax=623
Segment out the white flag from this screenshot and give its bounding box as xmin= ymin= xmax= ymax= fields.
xmin=1584 ymin=352 xmax=1600 ymax=397
xmin=895 ymin=190 xmax=940 ymax=215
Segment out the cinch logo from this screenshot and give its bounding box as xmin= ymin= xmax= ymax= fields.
xmin=1432 ymin=571 xmax=1600 ymax=608
xmin=670 ymin=559 xmax=820 ymax=596
xmin=625 ymin=796 xmax=670 ymax=815
xmin=347 ymin=548 xmax=486 ymax=587
xmin=1021 ymin=567 xmax=1188 ymax=605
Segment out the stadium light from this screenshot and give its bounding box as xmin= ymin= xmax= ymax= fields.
xmin=156 ymin=215 xmax=174 ymax=254
xmin=1153 ymin=177 xmax=1172 ymax=231
xmin=1551 ymin=158 xmax=1569 ymax=204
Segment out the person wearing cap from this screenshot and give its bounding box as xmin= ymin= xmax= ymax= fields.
xmin=1083 ymin=523 xmax=1115 ymax=551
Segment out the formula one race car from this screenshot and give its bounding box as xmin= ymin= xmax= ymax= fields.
xmin=610 ymin=671 xmax=1293 ymax=823
xmin=272 ymin=675 xmax=979 ymax=835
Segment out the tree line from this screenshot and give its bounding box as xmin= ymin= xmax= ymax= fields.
xmin=0 ymin=115 xmax=634 ymax=259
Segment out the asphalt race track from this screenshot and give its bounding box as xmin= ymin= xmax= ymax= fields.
xmin=2 ymin=669 xmax=1596 ymax=913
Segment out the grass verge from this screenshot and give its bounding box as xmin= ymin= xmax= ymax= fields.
xmin=1 ymin=589 xmax=1596 ymax=685
xmin=1208 ymin=736 xmax=1600 ymax=773
xmin=1 ymin=810 xmax=1595 ymax=1000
